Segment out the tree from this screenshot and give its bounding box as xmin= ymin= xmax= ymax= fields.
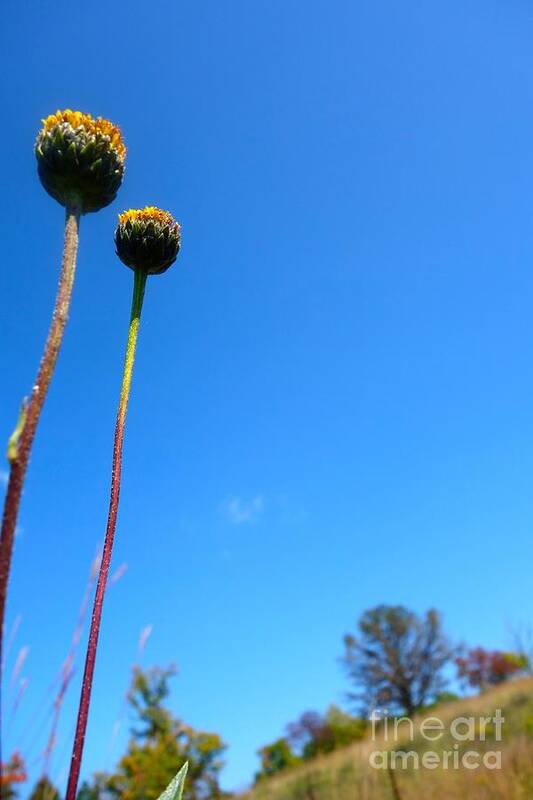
xmin=0 ymin=753 xmax=26 ymax=800
xmin=509 ymin=622 xmax=533 ymax=676
xmin=28 ymin=778 xmax=60 ymax=800
xmin=423 ymin=690 xmax=460 ymax=709
xmin=76 ymin=775 xmax=107 ymax=800
xmin=255 ymin=739 xmax=300 ymax=782
xmin=286 ymin=706 xmax=366 ymax=759
xmin=455 ymin=648 xmax=528 ymax=691
xmin=342 ymin=605 xmax=454 ymax=716
xmin=254 ymin=704 xmax=367 ymax=782
xmin=89 ymin=665 xmax=226 ymax=800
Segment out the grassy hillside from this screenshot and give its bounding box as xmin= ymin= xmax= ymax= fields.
xmin=243 ymin=678 xmax=533 ymax=800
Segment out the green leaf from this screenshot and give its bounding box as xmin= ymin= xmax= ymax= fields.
xmin=156 ymin=762 xmax=188 ymax=800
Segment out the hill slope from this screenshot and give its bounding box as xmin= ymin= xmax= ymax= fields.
xmin=243 ymin=678 xmax=533 ymax=800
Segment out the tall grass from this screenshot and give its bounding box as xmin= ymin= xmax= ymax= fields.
xmin=244 ymin=678 xmax=533 ymax=800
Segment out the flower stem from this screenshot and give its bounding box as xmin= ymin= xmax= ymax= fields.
xmin=65 ymin=268 xmax=147 ymax=800
xmin=0 ymin=205 xmax=80 ymax=782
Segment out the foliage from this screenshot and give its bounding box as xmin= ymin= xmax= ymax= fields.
xmin=81 ymin=666 xmax=226 ymax=800
xmin=245 ymin=679 xmax=533 ymax=800
xmin=455 ymin=647 xmax=529 ymax=691
xmin=255 ymin=740 xmax=300 ymax=782
xmin=255 ymin=705 xmax=366 ymax=783
xmin=76 ymin=779 xmax=106 ymax=800
xmin=28 ymin=778 xmax=60 ymax=800
xmin=342 ymin=605 xmax=454 ymax=715
xmin=286 ymin=706 xmax=366 ymax=759
xmin=422 ymin=690 xmax=461 ymax=710
xmin=0 ymin=753 xmax=26 ymax=800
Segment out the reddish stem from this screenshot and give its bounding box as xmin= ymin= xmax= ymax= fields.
xmin=65 ymin=269 xmax=146 ymax=800
xmin=0 ymin=206 xmax=80 ymax=787
xmin=42 ymin=552 xmax=100 ymax=777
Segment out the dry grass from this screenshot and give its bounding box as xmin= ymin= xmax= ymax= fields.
xmin=243 ymin=678 xmax=533 ymax=800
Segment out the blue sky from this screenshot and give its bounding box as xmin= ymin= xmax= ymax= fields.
xmin=1 ymin=0 xmax=533 ymax=794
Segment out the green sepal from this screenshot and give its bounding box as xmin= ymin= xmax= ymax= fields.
xmin=66 ymin=141 xmax=79 ymax=165
xmin=7 ymin=399 xmax=27 ymax=463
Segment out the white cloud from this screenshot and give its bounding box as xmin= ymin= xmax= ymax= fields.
xmin=222 ymin=495 xmax=265 ymax=525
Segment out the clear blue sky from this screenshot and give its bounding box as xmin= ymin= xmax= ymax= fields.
xmin=1 ymin=0 xmax=533 ymax=794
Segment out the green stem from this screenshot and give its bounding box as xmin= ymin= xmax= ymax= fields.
xmin=0 ymin=205 xmax=80 ymax=786
xmin=118 ymin=268 xmax=147 ymax=425
xmin=65 ymin=268 xmax=147 ymax=800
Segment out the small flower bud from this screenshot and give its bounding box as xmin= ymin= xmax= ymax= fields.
xmin=115 ymin=207 xmax=181 ymax=275
xmin=35 ymin=110 xmax=126 ymax=213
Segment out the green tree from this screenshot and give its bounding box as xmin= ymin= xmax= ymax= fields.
xmin=286 ymin=706 xmax=366 ymax=760
xmin=322 ymin=705 xmax=367 ymax=750
xmin=28 ymin=778 xmax=60 ymax=800
xmin=76 ymin=775 xmax=107 ymax=800
xmin=423 ymin=690 xmax=461 ymax=710
xmin=342 ymin=605 xmax=454 ymax=716
xmin=255 ymin=705 xmax=367 ymax=781
xmin=255 ymin=739 xmax=300 ymax=782
xmin=104 ymin=665 xmax=226 ymax=800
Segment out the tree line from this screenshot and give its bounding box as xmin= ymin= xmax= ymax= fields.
xmin=256 ymin=605 xmax=529 ymax=782
xmin=6 ymin=605 xmax=530 ymax=798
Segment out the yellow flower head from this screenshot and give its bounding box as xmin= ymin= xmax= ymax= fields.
xmin=118 ymin=207 xmax=175 ymax=227
xmin=42 ymin=110 xmax=126 ymax=162
xmin=35 ymin=108 xmax=126 ymax=213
